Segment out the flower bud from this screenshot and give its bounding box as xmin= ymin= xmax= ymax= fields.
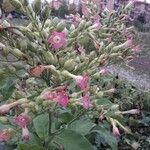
xmin=0 ymin=128 xmax=14 ymax=142
xmin=0 ymin=42 xmax=5 ymax=49
xmin=23 ymin=0 xmax=29 ymax=6
xmin=12 ymin=62 xmax=25 ymax=69
xmin=52 ymin=17 xmax=60 ymax=26
xmin=22 ymin=127 xmax=30 ymax=142
xmin=78 ymin=20 xmax=86 ymax=31
xmin=64 ymin=59 xmax=76 ymax=72
xmin=0 ymin=105 xmax=12 ymax=115
xmin=120 ymin=109 xmax=140 ymax=115
xmin=11 ymin=48 xmax=27 ymax=59
xmin=41 ymin=5 xmax=50 ymax=21
xmin=43 ymin=51 xmax=55 ymax=65
xmin=96 ymin=91 xmax=104 ymax=98
xmin=56 ymin=20 xmax=66 ymax=31
xmin=19 ymin=40 xmax=28 ymax=51
xmin=105 ymin=42 xmax=115 ymax=50
xmin=8 ymin=66 xmax=16 ymax=74
xmin=2 ymin=47 xmax=9 ymax=56
xmin=17 ymin=98 xmax=28 ymax=104
xmin=32 ymin=0 xmax=42 ymax=14
xmin=14 ymin=91 xmax=26 ymax=99
xmin=0 ymin=117 xmax=9 ymax=124
xmin=110 ymin=118 xmax=120 ymax=136
xmin=11 ymin=0 xmax=23 ymax=10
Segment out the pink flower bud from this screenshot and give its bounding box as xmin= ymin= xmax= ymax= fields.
xmin=112 ymin=124 xmax=120 ymax=137
xmin=124 ymin=38 xmax=133 ymax=48
xmin=21 ymin=127 xmax=30 ymax=142
xmin=75 ymin=75 xmax=89 ymax=91
xmin=29 ymin=65 xmax=48 ymax=77
xmin=0 ymin=101 xmax=20 ymax=115
xmin=99 ymin=68 xmax=109 ymax=75
xmin=121 ymin=109 xmax=140 ymax=115
xmin=80 ymin=95 xmax=92 ymax=109
xmin=132 ymin=45 xmax=141 ymax=53
xmin=42 ymin=91 xmax=56 ymax=100
xmin=104 ymin=88 xmax=116 ymax=94
xmin=14 ymin=112 xmax=31 ymax=128
xmin=0 ymin=104 xmax=11 ymax=115
xmin=0 ymin=128 xmax=14 ymax=142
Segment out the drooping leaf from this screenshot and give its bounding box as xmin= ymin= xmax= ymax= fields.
xmin=91 ymin=126 xmax=118 ymax=150
xmin=95 ymin=98 xmax=113 ymax=106
xmin=69 ymin=118 xmax=96 ymax=136
xmin=54 ymin=129 xmax=93 ymax=150
xmin=0 ymin=79 xmax=16 ymax=100
xmin=33 ymin=113 xmax=49 ymax=140
xmin=17 ymin=144 xmax=45 ymax=150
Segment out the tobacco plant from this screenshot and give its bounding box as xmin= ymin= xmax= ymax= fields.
xmin=0 ymin=0 xmax=140 ymax=149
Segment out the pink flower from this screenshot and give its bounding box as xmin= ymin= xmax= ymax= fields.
xmin=0 ymin=128 xmax=13 ymax=142
xmin=75 ymin=75 xmax=89 ymax=90
xmin=94 ymin=41 xmax=101 ymax=50
xmin=0 ymin=101 xmax=20 ymax=115
xmin=0 ymin=104 xmax=12 ymax=115
xmin=48 ymin=31 xmax=66 ymax=50
xmin=93 ymin=21 xmax=102 ymax=30
xmin=77 ymin=44 xmax=86 ymax=54
xmin=124 ymin=38 xmax=133 ymax=48
xmin=93 ymin=0 xmax=101 ymax=6
xmin=42 ymin=86 xmax=69 ymax=107
xmin=121 ymin=109 xmax=140 ymax=115
xmin=80 ymin=96 xmax=92 ymax=109
xmin=29 ymin=65 xmax=48 ymax=77
xmin=53 ymin=1 xmax=62 ymax=10
xmin=112 ymin=124 xmax=120 ymax=137
xmin=91 ymin=15 xmax=101 ymax=30
xmin=82 ymin=5 xmax=91 ymax=18
xmin=56 ymin=91 xmax=69 ymax=107
xmin=100 ymin=68 xmax=109 ymax=75
xmin=132 ymin=45 xmax=141 ymax=53
xmin=14 ymin=113 xmax=31 ymax=128
xmin=21 ymin=127 xmax=30 ymax=142
xmin=42 ymin=91 xmax=56 ymax=100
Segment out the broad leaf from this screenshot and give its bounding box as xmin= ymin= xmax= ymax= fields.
xmin=17 ymin=144 xmax=44 ymax=150
xmin=54 ymin=129 xmax=93 ymax=150
xmin=69 ymin=118 xmax=96 ymax=136
xmin=0 ymin=79 xmax=16 ymax=100
xmin=95 ymin=98 xmax=113 ymax=106
xmin=91 ymin=126 xmax=118 ymax=150
xmin=33 ymin=113 xmax=49 ymax=140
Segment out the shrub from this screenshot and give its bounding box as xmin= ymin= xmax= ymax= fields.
xmin=0 ymin=0 xmax=140 ymax=149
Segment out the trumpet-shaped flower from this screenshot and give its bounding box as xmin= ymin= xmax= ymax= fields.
xmin=21 ymin=127 xmax=30 ymax=142
xmin=29 ymin=65 xmax=48 ymax=77
xmin=48 ymin=31 xmax=66 ymax=50
xmin=14 ymin=113 xmax=31 ymax=128
xmin=80 ymin=95 xmax=92 ymax=109
xmin=0 ymin=128 xmax=13 ymax=142
xmin=75 ymin=75 xmax=89 ymax=91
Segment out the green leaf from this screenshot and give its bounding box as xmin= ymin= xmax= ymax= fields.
xmin=95 ymin=98 xmax=113 ymax=106
xmin=54 ymin=129 xmax=93 ymax=150
xmin=69 ymin=118 xmax=96 ymax=136
xmin=33 ymin=113 xmax=49 ymax=140
xmin=0 ymin=79 xmax=16 ymax=100
xmin=17 ymin=144 xmax=44 ymax=150
xmin=91 ymin=126 xmax=118 ymax=150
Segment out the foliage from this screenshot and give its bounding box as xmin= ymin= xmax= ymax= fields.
xmin=0 ymin=0 xmax=144 ymax=150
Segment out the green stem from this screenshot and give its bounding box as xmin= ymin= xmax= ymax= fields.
xmin=46 ymin=109 xmax=85 ymax=149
